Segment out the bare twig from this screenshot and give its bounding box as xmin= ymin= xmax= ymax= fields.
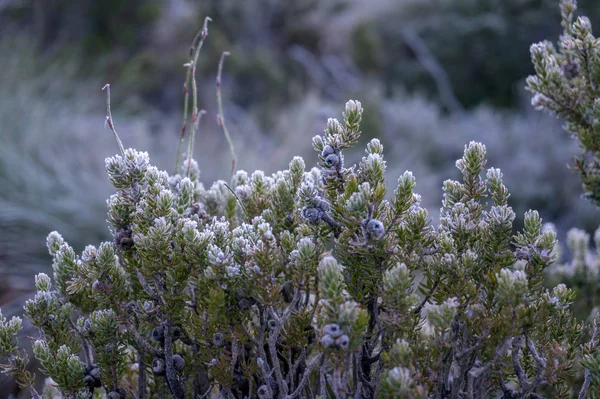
xmin=414 ymin=276 xmax=441 ymax=315
xmin=216 ymin=51 xmax=237 ymax=176
xmin=512 ymin=336 xmax=529 ymax=391
xmin=198 ymin=385 xmax=213 ymax=399
xmin=526 ymin=336 xmax=547 ymax=391
xmin=164 ymin=325 xmax=185 ymax=399
xmin=257 ymin=357 xmax=274 ymax=399
xmin=102 ymin=84 xmax=125 ymax=156
xmin=138 ymin=349 xmax=146 ymax=399
xmin=287 ymin=353 xmax=323 ymax=399
xmin=186 ymin=109 xmax=206 ymax=178
xmin=267 ymin=311 xmax=288 ymax=396
xmin=223 ymin=183 xmax=250 ymax=219
xmin=175 ymin=16 xmax=211 ymax=174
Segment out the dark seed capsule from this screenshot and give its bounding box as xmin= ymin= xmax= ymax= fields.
xmin=173 ymin=354 xmax=185 ymax=371
xmin=89 ymin=367 xmax=101 ymax=380
xmin=268 ymin=319 xmax=278 ymax=330
xmin=172 ymin=327 xmax=181 ymax=341
xmin=257 ymin=385 xmax=269 ymax=399
xmin=322 ymin=323 xmax=343 ymax=338
xmin=366 ymin=219 xmax=385 ymax=239
xmin=213 ymin=332 xmax=225 ymax=346
xmin=302 ymin=207 xmax=321 ymax=223
xmin=321 ymin=145 xmax=335 ymax=157
xmin=335 ymin=334 xmax=350 ymax=349
xmin=325 ymin=153 xmax=340 ymax=168
xmin=92 ymin=280 xmax=102 ymax=292
xmin=317 ymin=199 xmax=330 ymax=212
xmin=84 ymin=375 xmax=95 ymax=388
xmin=151 ymin=326 xmax=165 ymax=342
xmin=152 ymin=358 xmax=165 ymax=376
xmin=321 ymin=334 xmax=335 ymax=348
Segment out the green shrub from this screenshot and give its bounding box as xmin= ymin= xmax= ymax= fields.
xmin=528 ymin=0 xmax=600 ymax=205
xmin=3 ymin=3 xmax=600 ymax=398
xmin=2 ymin=97 xmax=599 ymax=398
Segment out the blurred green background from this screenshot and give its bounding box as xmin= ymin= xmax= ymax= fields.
xmin=2 ymin=0 xmax=600 ymax=393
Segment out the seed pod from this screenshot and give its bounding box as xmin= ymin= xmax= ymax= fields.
xmin=152 ymin=358 xmax=165 ymax=376
xmin=366 ymin=219 xmax=385 ymax=239
xmin=302 ymin=207 xmax=321 ymax=223
xmin=257 ymin=384 xmax=269 ymax=399
xmin=322 ymin=323 xmax=343 ymax=338
xmin=89 ymin=366 xmax=101 ymax=380
xmin=321 ymin=334 xmax=335 ymax=348
xmin=151 ymin=326 xmax=165 ymax=342
xmin=321 ymin=145 xmax=335 ymax=157
xmin=268 ymin=319 xmax=278 ymax=330
xmin=92 ymin=280 xmax=102 ymax=292
xmin=325 ymin=153 xmax=340 ymax=168
xmin=171 ymin=327 xmax=181 ymax=342
xmin=212 ymin=332 xmax=225 ymax=346
xmin=114 ymin=227 xmax=134 ymax=251
xmin=335 ymin=334 xmax=350 ymax=349
xmin=173 ymin=354 xmax=185 ymax=371
xmin=84 ymin=375 xmax=95 ymax=389
xmin=317 ymin=199 xmax=330 ymax=212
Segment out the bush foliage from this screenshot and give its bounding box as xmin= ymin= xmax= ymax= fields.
xmin=2 ymin=1 xmax=600 ymax=398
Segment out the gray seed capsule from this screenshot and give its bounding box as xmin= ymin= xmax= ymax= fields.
xmin=321 ymin=145 xmax=335 ymax=157
xmin=325 ymin=153 xmax=340 ymax=168
xmin=268 ymin=319 xmax=278 ymax=330
xmin=317 ymin=199 xmax=330 ymax=212
xmin=302 ymin=207 xmax=321 ymax=223
xmin=173 ymin=354 xmax=185 ymax=371
xmin=152 ymin=358 xmax=165 ymax=375
xmin=322 ymin=323 xmax=343 ymax=338
xmin=257 ymin=385 xmax=269 ymax=399
xmin=151 ymin=326 xmax=165 ymax=342
xmin=213 ymin=332 xmax=225 ymax=346
xmin=321 ymin=334 xmax=335 ymax=348
xmin=335 ymin=334 xmax=350 ymax=349
xmin=366 ymin=219 xmax=385 ymax=239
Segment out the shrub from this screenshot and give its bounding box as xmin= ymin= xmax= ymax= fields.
xmin=2 ymin=4 xmax=600 ymax=398
xmin=527 ymin=0 xmax=600 ymax=205
xmin=545 ymin=224 xmax=600 ymax=321
xmin=2 ymin=92 xmax=600 ymax=397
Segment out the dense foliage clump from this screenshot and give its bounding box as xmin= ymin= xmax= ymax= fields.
xmin=0 ymin=97 xmax=598 ymax=398
xmin=2 ymin=1 xmax=600 ymax=398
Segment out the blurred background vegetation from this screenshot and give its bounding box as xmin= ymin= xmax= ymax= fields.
xmin=2 ymin=0 xmax=600 ymax=393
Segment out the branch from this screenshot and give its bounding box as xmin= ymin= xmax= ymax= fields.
xmin=287 ymin=353 xmax=323 ymax=399
xmin=414 ymin=276 xmax=441 ymax=315
xmin=525 ymin=337 xmax=546 ymax=391
xmin=102 ymin=84 xmax=125 ymax=156
xmin=177 ymin=16 xmax=211 ymax=175
xmin=512 ymin=336 xmax=530 ymax=392
xmin=137 ymin=349 xmax=146 ymax=399
xmin=164 ymin=325 xmax=185 ymax=399
xmin=216 ymin=51 xmax=236 ymax=176
xmin=267 ymin=314 xmax=288 ymax=397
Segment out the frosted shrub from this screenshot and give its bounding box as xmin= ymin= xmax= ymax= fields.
xmin=0 ymin=97 xmax=598 ymax=398
xmin=527 ymin=0 xmax=600 ymax=205
xmin=2 ymin=9 xmax=600 ymax=398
